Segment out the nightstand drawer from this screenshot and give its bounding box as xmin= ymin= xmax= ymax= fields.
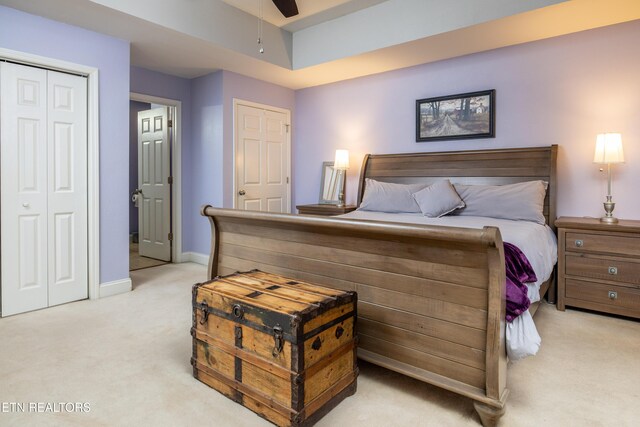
xmin=566 ymin=232 xmax=640 ymax=257
xmin=565 ymin=254 xmax=640 ymax=286
xmin=566 ymin=279 xmax=640 ymax=316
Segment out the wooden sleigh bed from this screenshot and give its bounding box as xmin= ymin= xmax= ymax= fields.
xmin=201 ymin=145 xmax=558 ymax=426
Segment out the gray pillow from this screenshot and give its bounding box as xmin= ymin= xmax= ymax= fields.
xmin=411 ymin=180 xmax=465 ymax=217
xmin=453 ymin=180 xmax=548 ymax=224
xmin=358 ymin=179 xmax=427 ymax=213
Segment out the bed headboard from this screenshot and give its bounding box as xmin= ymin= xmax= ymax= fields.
xmin=356 ymin=145 xmax=558 ymax=229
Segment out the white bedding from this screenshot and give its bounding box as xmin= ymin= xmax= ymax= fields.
xmin=338 ymin=210 xmax=558 ymax=360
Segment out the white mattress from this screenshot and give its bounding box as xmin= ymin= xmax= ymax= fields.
xmin=338 ymin=211 xmax=558 ymax=361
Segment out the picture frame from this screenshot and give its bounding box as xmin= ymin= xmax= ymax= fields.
xmin=416 ymin=89 xmax=495 ymax=142
xmin=318 ymin=161 xmax=345 ymax=204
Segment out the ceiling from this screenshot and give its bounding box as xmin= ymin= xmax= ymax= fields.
xmin=220 ymin=0 xmax=389 ymax=31
xmin=1 ymin=0 xmax=639 ymax=89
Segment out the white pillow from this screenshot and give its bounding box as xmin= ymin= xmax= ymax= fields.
xmin=358 ymin=179 xmax=427 ymax=213
xmin=453 ymin=180 xmax=548 ymax=224
xmin=411 ymin=180 xmax=465 ymax=217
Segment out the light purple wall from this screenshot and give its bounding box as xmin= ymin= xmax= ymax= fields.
xmin=183 ymin=70 xmax=296 ymax=255
xmin=187 ymin=71 xmax=224 ymax=255
xmin=0 ymin=6 xmax=130 ymax=283
xmin=129 ymin=101 xmax=150 ymax=234
xmin=294 ymin=21 xmax=640 ymax=220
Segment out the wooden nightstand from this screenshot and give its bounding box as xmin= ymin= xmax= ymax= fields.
xmin=296 ymin=204 xmax=357 ymax=216
xmin=556 ymin=217 xmax=640 ymax=318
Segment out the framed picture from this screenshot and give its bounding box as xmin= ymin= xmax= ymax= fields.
xmin=416 ymin=89 xmax=495 ymax=142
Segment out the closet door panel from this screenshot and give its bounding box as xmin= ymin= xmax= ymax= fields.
xmin=1 ymin=63 xmax=49 ymax=316
xmin=47 ymin=70 xmax=88 ymax=307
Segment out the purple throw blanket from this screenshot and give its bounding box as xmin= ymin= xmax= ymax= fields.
xmin=504 ymin=242 xmax=537 ymax=323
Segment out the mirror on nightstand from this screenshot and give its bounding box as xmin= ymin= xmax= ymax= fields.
xmin=318 ymin=161 xmax=345 ymax=204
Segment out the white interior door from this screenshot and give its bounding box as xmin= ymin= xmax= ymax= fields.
xmin=47 ymin=69 xmax=88 ymax=307
xmin=1 ymin=63 xmax=88 ymax=316
xmin=1 ymin=63 xmax=49 ymax=316
xmin=138 ymin=107 xmax=171 ymax=261
xmin=235 ymin=103 xmax=290 ymax=212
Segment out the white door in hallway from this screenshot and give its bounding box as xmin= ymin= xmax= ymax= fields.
xmin=235 ymin=102 xmax=290 ymax=212
xmin=1 ymin=62 xmax=88 ymax=316
xmin=138 ymin=107 xmax=171 ymax=261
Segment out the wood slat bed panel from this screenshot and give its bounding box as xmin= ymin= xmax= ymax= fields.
xmin=220 ymin=222 xmax=489 ymax=267
xmin=368 ymin=168 xmax=551 ymax=177
xmin=218 ymin=250 xmax=488 ymax=329
xmin=357 ymin=146 xmax=558 ymax=231
xmin=359 ymin=334 xmax=486 ymax=389
xmin=366 ymin=158 xmax=550 ymax=169
xmin=355 ymin=283 xmax=487 ymax=329
xmin=219 ymin=243 xmax=488 ymax=290
xmin=220 ymin=233 xmax=488 ymax=308
xmin=219 ymin=231 xmax=489 ymax=280
xmin=220 ymin=230 xmax=488 ymax=286
xmin=369 ymin=150 xmax=552 ymax=163
xmin=358 ymin=302 xmax=486 ymax=350
xmin=217 ymin=256 xmax=357 ymax=293
xmin=358 ymin=318 xmax=485 ymax=370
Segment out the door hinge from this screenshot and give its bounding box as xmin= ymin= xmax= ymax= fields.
xmin=168 ymin=176 xmax=173 ymax=185
xmin=286 ymin=177 xmax=289 ymax=184
xmin=285 ymin=124 xmax=290 ymax=133
xmin=168 ymin=119 xmax=173 ymax=127
xmin=168 ymin=233 xmax=173 ymax=241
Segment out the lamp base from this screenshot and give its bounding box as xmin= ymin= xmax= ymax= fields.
xmin=600 ymin=216 xmax=619 ymax=224
xmin=600 ymin=198 xmax=618 ymax=224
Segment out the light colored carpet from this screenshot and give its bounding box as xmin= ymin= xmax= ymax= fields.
xmin=1 ymin=263 xmax=638 ymax=426
xmin=129 ymin=242 xmax=169 ymax=271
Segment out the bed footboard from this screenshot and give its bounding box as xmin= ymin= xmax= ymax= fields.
xmin=201 ymin=206 xmax=508 ymax=426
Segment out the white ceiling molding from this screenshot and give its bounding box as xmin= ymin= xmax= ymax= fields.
xmin=88 ymin=0 xmax=292 ymax=69
xmin=1 ymin=0 xmax=639 ymax=89
xmin=291 ymin=0 xmax=567 ymax=69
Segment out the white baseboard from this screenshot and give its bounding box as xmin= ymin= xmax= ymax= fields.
xmin=99 ymin=278 xmax=133 ymax=298
xmin=181 ymin=252 xmax=209 ymax=266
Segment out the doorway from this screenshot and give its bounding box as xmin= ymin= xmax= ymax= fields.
xmin=233 ymin=99 xmax=291 ymax=213
xmin=129 ymin=93 xmax=182 ymax=271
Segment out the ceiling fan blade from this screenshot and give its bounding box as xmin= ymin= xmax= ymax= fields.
xmin=272 ymin=0 xmax=299 ymax=18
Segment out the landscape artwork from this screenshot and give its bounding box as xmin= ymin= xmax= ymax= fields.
xmin=416 ymin=90 xmax=495 ymax=142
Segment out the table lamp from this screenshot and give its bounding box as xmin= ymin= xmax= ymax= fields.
xmin=334 ymin=149 xmax=350 ymax=207
xmin=593 ymin=133 xmax=625 ymax=223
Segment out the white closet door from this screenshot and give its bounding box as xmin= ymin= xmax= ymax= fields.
xmin=1 ymin=63 xmax=49 ymax=316
xmin=1 ymin=63 xmax=88 ymax=316
xmin=47 ymin=69 xmax=88 ymax=306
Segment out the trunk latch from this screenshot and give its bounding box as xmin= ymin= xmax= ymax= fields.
xmin=272 ymin=325 xmax=284 ymax=357
xmin=199 ymin=301 xmax=209 ymax=325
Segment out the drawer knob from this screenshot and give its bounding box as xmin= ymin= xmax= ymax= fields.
xmin=574 ymin=239 xmax=583 ymax=248
xmin=608 ymin=266 xmax=618 ymax=275
xmin=608 ymin=291 xmax=618 ymax=300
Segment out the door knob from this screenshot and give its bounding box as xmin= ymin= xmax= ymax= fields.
xmin=22 ymin=202 xmax=30 ymax=208
xmin=238 ymin=190 xmax=246 ymax=196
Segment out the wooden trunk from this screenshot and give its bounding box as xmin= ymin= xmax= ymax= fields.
xmin=191 ymin=270 xmax=358 ymax=427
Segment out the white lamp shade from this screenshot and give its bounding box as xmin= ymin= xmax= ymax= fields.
xmin=594 ymin=133 xmax=625 ymax=164
xmin=334 ymin=149 xmax=350 ymax=169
